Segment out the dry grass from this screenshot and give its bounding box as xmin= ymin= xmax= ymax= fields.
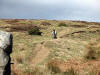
xmin=47 ymin=59 xmax=63 ymax=73
xmin=85 ymin=39 xmax=100 ymax=60
xmin=47 ymin=59 xmax=100 ymax=75
xmin=40 ymin=21 xmax=51 ymax=26
xmin=0 ymin=19 xmax=100 ymax=75
xmin=9 ymin=24 xmax=36 ymax=32
xmin=58 ymin=22 xmax=67 ymax=27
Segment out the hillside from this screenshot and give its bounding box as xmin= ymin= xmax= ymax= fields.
xmin=0 ymin=19 xmax=100 ymax=75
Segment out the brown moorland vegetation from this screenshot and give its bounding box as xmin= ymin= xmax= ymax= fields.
xmin=0 ymin=19 xmax=100 ymax=75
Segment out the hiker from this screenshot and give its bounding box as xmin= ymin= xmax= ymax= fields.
xmin=52 ymin=29 xmax=57 ymax=39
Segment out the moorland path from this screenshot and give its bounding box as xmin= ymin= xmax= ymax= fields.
xmin=32 ymin=42 xmax=50 ymax=66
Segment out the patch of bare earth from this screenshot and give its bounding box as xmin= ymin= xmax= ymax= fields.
xmin=32 ymin=43 xmax=50 ymax=66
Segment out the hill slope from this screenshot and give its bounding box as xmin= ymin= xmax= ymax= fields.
xmin=0 ymin=19 xmax=100 ymax=75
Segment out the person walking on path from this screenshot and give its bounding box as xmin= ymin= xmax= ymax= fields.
xmin=52 ymin=29 xmax=57 ymax=39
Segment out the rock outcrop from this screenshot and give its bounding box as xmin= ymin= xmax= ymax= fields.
xmin=0 ymin=31 xmax=13 ymax=75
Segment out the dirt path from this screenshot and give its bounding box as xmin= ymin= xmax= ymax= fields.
xmin=32 ymin=43 xmax=50 ymax=66
xmin=31 ymin=38 xmax=62 ymax=66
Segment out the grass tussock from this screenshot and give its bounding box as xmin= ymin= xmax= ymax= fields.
xmin=63 ymin=68 xmax=78 ymax=75
xmin=47 ymin=59 xmax=63 ymax=74
xmin=15 ymin=55 xmax=24 ymax=64
xmin=85 ymin=39 xmax=100 ymax=60
xmin=87 ymin=70 xmax=100 ymax=75
xmin=58 ymin=22 xmax=67 ymax=27
xmin=28 ymin=26 xmax=42 ymax=35
xmin=40 ymin=21 xmax=51 ymax=26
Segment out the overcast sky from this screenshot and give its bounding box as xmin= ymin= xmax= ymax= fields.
xmin=0 ymin=0 xmax=100 ymax=22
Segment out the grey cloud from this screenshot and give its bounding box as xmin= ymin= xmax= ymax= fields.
xmin=0 ymin=0 xmax=100 ymax=22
